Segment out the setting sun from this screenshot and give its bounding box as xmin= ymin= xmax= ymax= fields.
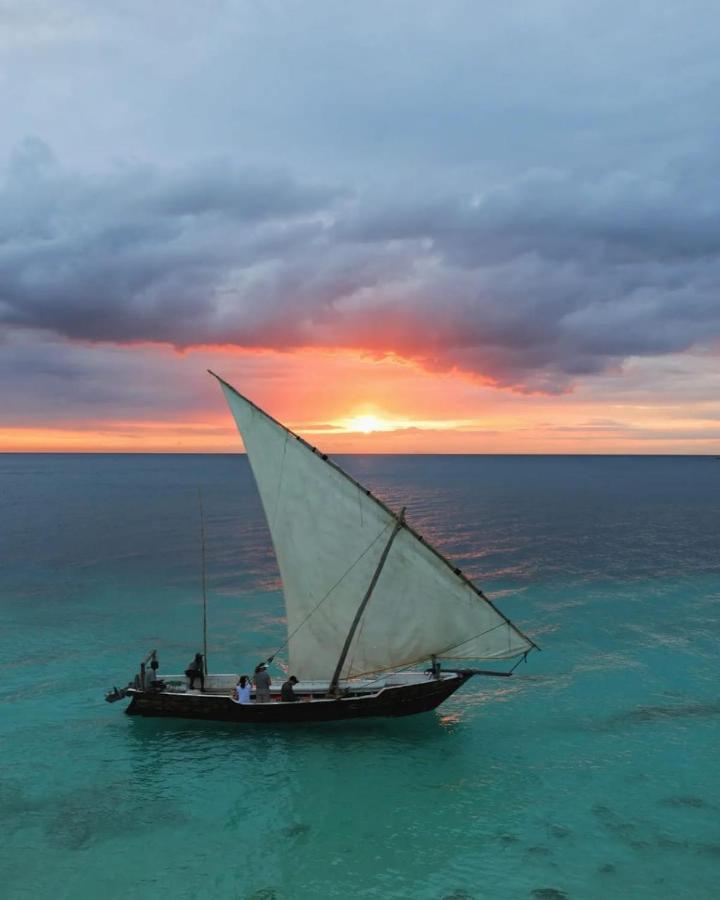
xmin=344 ymin=414 xmax=385 ymax=434
xmin=336 ymin=409 xmax=420 ymax=435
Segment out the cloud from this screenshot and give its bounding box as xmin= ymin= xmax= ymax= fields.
xmin=2 ymin=3 xmax=720 ymax=396
xmin=2 ymin=137 xmax=719 ymax=394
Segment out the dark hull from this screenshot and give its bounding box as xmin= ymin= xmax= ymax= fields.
xmin=125 ymin=673 xmax=472 ymax=724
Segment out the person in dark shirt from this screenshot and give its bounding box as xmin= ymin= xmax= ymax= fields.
xmin=185 ymin=653 xmax=205 ymax=691
xmin=280 ymin=675 xmax=299 ymax=702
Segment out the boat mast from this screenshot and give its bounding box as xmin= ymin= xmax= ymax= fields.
xmin=198 ymin=489 xmax=209 ymax=674
xmin=328 ymin=508 xmax=406 ymax=695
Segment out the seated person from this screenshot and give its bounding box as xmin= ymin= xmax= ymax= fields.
xmin=280 ymin=675 xmax=300 ymax=702
xmin=235 ymin=675 xmax=252 ymax=704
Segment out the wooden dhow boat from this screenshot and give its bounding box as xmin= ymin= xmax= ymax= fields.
xmin=107 ymin=372 xmax=538 ymax=723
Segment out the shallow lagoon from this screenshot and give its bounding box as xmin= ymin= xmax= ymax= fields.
xmin=1 ymin=454 xmax=719 ymax=899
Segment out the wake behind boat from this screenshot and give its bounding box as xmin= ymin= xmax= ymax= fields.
xmin=106 ymin=372 xmax=538 ymax=723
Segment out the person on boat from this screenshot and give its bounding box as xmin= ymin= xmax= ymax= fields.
xmin=185 ymin=653 xmax=205 ymax=691
xmin=147 ymin=656 xmax=165 ymax=691
xmin=235 ymin=675 xmax=252 ymax=704
xmin=280 ymin=675 xmax=300 ymax=702
xmin=254 ymin=663 xmax=271 ymax=702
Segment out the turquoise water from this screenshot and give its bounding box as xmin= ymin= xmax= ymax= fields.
xmin=1 ymin=453 xmax=719 ymax=900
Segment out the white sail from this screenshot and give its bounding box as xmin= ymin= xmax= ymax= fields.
xmin=215 ymin=376 xmax=535 ymax=681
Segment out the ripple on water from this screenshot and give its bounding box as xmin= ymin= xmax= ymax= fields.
xmin=607 ymin=701 xmax=720 ymax=728
xmin=658 ymin=796 xmax=712 ymax=809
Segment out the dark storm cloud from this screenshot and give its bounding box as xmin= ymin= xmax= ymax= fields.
xmin=1 ymin=1 xmax=719 ymax=394
xmin=1 ymin=137 xmax=720 ymax=392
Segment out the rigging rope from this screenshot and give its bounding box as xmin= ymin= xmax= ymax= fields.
xmin=509 ymin=651 xmax=529 ymax=673
xmin=263 ymin=520 xmax=393 ymax=666
xmin=436 ymin=620 xmax=507 ymax=655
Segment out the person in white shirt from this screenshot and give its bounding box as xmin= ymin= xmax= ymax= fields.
xmin=235 ymin=675 xmax=252 ymax=704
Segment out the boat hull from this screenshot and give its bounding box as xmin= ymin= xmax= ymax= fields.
xmin=125 ymin=672 xmax=472 ymax=724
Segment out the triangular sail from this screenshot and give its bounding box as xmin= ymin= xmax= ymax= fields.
xmin=214 ymin=374 xmax=536 ymax=681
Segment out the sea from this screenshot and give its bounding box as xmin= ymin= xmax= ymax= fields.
xmin=1 ymin=453 xmax=719 ymax=900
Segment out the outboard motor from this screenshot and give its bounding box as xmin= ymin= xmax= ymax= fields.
xmin=105 ymin=686 xmax=128 ymax=703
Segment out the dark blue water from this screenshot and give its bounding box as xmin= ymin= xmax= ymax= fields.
xmin=1 ymin=454 xmax=719 ymax=899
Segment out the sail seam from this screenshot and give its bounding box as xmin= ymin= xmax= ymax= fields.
xmin=271 ymin=430 xmax=290 ymax=531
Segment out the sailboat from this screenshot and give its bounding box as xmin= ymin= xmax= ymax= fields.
xmin=108 ymin=372 xmax=538 ymax=723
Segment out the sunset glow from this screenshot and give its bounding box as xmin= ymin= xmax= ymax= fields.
xmin=2 ymin=341 xmax=718 ymax=454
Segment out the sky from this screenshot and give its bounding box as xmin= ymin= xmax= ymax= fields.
xmin=1 ymin=0 xmax=719 ymax=453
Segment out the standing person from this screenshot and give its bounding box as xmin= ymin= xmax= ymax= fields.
xmin=254 ymin=663 xmax=271 ymax=703
xmin=185 ymin=653 xmax=205 ymax=691
xmin=235 ymin=675 xmax=252 ymax=704
xmin=280 ymin=675 xmax=300 ymax=702
xmin=147 ymin=656 xmax=164 ymax=692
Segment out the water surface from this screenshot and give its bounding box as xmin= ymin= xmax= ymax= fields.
xmin=1 ymin=454 xmax=719 ymax=899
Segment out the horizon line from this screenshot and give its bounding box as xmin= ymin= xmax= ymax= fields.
xmin=1 ymin=450 xmax=718 ymax=458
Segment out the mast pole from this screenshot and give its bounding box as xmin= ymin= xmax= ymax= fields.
xmin=328 ymin=508 xmax=406 ymax=696
xmin=198 ymin=489 xmax=209 ymax=675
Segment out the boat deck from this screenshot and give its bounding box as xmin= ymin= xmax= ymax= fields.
xmin=153 ymin=670 xmax=452 ymax=701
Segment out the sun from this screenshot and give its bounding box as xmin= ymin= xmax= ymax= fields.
xmin=346 ymin=414 xmax=383 ymax=434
